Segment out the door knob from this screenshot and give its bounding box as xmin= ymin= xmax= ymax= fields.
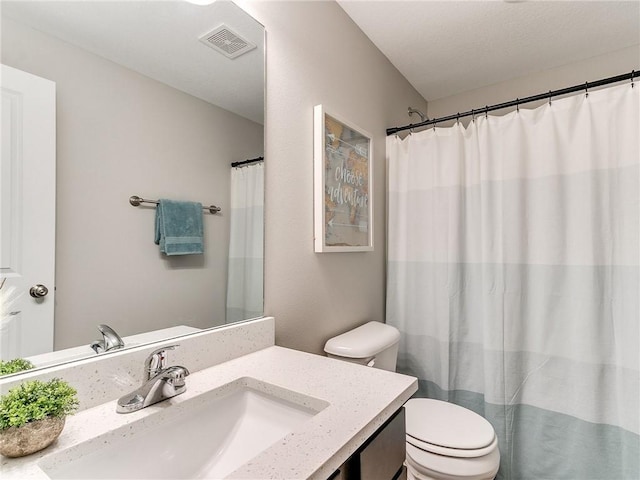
xmin=29 ymin=284 xmax=49 ymax=298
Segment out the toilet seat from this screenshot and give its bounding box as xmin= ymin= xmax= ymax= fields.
xmin=407 ymin=433 xmax=498 ymax=458
xmin=404 ymin=398 xmax=496 ymax=455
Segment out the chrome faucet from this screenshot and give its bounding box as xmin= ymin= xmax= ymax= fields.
xmin=90 ymin=324 xmax=125 ymax=353
xmin=116 ymin=345 xmax=190 ymax=414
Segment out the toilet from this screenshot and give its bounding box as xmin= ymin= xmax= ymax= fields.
xmin=324 ymin=321 xmax=500 ymax=480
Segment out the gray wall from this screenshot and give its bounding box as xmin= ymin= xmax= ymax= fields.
xmin=236 ymin=1 xmax=428 ymax=354
xmin=8 ymin=1 xmax=626 ymax=358
xmin=241 ymin=0 xmax=638 ymax=355
xmin=427 ymin=45 xmax=640 ymax=122
xmin=1 ymin=18 xmax=264 ymax=349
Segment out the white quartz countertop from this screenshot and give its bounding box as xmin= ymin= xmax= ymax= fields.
xmin=1 ymin=345 xmax=418 ymax=480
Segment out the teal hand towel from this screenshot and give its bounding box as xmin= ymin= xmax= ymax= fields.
xmin=154 ymin=199 xmax=204 ymax=255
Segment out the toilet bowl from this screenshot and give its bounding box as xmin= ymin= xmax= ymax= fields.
xmin=404 ymin=398 xmax=499 ymax=480
xmin=324 ymin=321 xmax=500 ymax=480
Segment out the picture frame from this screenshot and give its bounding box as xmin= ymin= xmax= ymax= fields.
xmin=313 ymin=105 xmax=373 ymax=252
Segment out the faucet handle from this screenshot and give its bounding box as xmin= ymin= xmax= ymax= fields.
xmin=164 ymin=365 xmax=190 ymax=388
xmin=144 ymin=344 xmax=179 ymax=380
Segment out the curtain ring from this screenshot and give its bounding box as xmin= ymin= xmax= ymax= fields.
xmin=516 ymin=99 xmax=519 ymax=113
xmin=485 ymin=105 xmax=488 ymax=119
xmin=471 ymin=109 xmax=475 ymax=123
xmin=548 ymin=90 xmax=552 ymax=106
xmin=585 ymin=81 xmax=589 ymax=98
xmin=632 ymin=70 xmax=635 ymax=88
xmin=456 ymin=112 xmax=460 ymax=124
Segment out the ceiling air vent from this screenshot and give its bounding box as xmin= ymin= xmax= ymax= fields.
xmin=199 ymin=25 xmax=256 ymax=59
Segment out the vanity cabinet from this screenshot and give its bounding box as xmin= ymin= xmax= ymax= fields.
xmin=328 ymin=407 xmax=406 ymax=480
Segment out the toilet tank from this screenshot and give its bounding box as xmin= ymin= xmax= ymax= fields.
xmin=323 ymin=321 xmax=400 ymax=371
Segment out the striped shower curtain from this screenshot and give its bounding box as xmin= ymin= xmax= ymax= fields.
xmin=386 ymin=83 xmax=639 ymax=479
xmin=226 ymin=161 xmax=264 ymax=323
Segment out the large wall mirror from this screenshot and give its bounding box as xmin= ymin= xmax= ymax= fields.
xmin=0 ymin=0 xmax=264 ymax=375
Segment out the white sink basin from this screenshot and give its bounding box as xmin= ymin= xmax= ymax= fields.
xmin=40 ymin=377 xmax=328 ymax=479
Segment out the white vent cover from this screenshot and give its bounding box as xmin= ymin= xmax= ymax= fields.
xmin=199 ymin=25 xmax=256 ymax=59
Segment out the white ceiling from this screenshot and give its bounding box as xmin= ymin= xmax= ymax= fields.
xmin=2 ymin=0 xmax=265 ymax=124
xmin=338 ymin=1 xmax=640 ymax=102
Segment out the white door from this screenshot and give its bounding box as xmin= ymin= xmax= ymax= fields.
xmin=0 ymin=64 xmax=56 ymax=360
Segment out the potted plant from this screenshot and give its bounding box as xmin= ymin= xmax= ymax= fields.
xmin=0 ymin=378 xmax=79 ymax=457
xmin=0 ymin=359 xmax=35 ymax=377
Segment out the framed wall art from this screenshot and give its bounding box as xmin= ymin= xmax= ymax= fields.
xmin=313 ymin=105 xmax=373 ymax=252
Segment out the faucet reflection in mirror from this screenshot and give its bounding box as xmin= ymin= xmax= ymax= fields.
xmin=0 ymin=0 xmax=265 ymax=375
xmin=117 ymin=345 xmax=190 ymax=414
xmin=89 ymin=325 xmax=124 ymax=354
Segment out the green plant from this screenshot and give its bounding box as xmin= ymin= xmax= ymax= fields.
xmin=0 ymin=378 xmax=79 ymax=430
xmin=0 ymin=358 xmax=35 ymax=377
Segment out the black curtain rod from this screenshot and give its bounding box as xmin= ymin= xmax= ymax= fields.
xmin=231 ymin=156 xmax=264 ymax=168
xmin=387 ymin=70 xmax=639 ymax=136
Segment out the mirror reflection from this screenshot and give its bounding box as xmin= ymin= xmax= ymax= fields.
xmin=0 ymin=0 xmax=265 ymax=372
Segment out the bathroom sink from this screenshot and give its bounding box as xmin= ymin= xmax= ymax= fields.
xmin=39 ymin=377 xmax=327 ymax=479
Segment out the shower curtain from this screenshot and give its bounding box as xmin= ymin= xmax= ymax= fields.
xmin=226 ymin=161 xmax=264 ymax=323
xmin=386 ymin=83 xmax=639 ymax=479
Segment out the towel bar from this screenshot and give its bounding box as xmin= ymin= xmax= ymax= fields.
xmin=129 ymin=195 xmax=221 ymax=214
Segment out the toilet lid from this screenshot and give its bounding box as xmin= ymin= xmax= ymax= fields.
xmin=405 ymin=398 xmax=496 ymax=451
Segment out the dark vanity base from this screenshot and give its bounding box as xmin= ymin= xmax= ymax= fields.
xmin=329 ymin=407 xmax=406 ymax=480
